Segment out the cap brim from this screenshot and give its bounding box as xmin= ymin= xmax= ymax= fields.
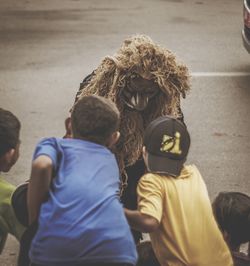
xmin=147 ymin=153 xmax=185 ymax=177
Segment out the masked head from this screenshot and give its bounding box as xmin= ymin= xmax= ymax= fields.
xmin=120 ymin=73 xmax=160 ymax=111
xmin=76 ymin=34 xmax=190 ymax=174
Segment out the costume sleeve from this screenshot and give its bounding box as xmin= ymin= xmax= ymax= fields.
xmin=74 ymin=71 xmax=95 ymax=104
xmin=33 ymin=138 xmax=59 ymax=170
xmin=137 ymin=173 xmax=163 ymax=223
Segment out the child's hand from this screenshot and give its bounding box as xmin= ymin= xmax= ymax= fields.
xmin=63 ymin=116 xmax=73 ymax=138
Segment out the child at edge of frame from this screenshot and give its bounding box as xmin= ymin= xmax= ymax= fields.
xmin=124 ymin=115 xmax=234 ymax=266
xmin=26 ymin=95 xmax=137 ymax=266
xmin=0 ymin=108 xmax=26 ymax=255
xmin=213 ymin=191 xmax=250 ymax=266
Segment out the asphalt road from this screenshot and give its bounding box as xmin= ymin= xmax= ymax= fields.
xmin=0 ymin=0 xmax=249 ymax=264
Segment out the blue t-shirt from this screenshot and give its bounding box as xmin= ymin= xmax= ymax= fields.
xmin=29 ymin=138 xmax=137 ymax=266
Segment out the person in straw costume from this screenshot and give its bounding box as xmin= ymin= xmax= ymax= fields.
xmin=66 ymin=34 xmax=191 ymax=244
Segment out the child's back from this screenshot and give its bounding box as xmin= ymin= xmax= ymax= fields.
xmin=0 ymin=177 xmax=25 ymax=249
xmin=28 ymin=96 xmax=137 ymax=266
xmin=29 ymin=137 xmax=137 ymax=265
xmin=139 ymin=165 xmax=232 ymax=265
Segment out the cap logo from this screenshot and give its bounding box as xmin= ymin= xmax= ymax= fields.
xmin=160 ymin=132 xmax=182 ymax=155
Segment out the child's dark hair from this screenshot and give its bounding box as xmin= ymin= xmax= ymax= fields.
xmin=212 ymin=192 xmax=250 ymax=250
xmin=0 ymin=108 xmax=21 ymax=157
xmin=71 ymin=95 xmax=120 ymax=145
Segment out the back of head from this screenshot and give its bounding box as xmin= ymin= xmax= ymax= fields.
xmin=0 ymin=108 xmax=21 ymax=157
xmin=71 ymin=95 xmax=120 ymax=146
xmin=213 ymin=192 xmax=250 ymax=248
xmin=143 ymin=115 xmax=190 ymax=177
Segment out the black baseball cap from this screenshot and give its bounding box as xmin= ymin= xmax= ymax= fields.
xmin=144 ymin=116 xmax=190 ymax=177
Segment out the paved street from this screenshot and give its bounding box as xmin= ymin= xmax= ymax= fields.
xmin=0 ymin=0 xmax=249 ymax=264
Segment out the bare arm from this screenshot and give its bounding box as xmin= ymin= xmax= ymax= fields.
xmin=27 ymin=155 xmax=53 ymax=225
xmin=124 ymin=208 xmax=159 ymax=233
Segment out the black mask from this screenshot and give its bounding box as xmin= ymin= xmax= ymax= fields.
xmin=120 ymin=74 xmax=160 ymax=111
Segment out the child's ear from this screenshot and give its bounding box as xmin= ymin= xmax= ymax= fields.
xmin=142 ymin=146 xmax=147 ymax=161
xmin=107 ymin=131 xmax=120 ymax=148
xmin=5 ymin=148 xmax=16 ymax=164
xmin=64 ymin=116 xmax=72 ymax=138
xmin=142 ymin=146 xmax=150 ymax=171
xmin=222 ymin=230 xmax=230 ymax=244
xmin=0 ymin=148 xmax=16 ymax=172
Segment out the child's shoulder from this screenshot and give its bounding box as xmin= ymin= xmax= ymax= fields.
xmin=37 ymin=137 xmax=60 ymax=144
xmin=141 ymin=172 xmax=161 ymax=180
xmin=0 ymin=177 xmax=15 ymax=190
xmin=35 ymin=137 xmax=66 ymax=149
xmin=183 ymin=164 xmax=201 ymax=175
xmin=0 ymin=177 xmax=15 ymax=200
xmin=139 ymin=173 xmax=164 ymax=187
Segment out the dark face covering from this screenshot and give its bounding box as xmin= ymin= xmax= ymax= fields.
xmin=120 ymin=74 xmax=160 ymax=111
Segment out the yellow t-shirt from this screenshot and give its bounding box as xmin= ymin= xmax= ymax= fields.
xmin=137 ymin=165 xmax=233 ymax=266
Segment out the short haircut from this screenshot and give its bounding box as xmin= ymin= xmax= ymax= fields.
xmin=0 ymin=108 xmax=21 ymax=157
xmin=71 ymin=95 xmax=120 ymax=145
xmin=213 ymin=192 xmax=250 ymax=248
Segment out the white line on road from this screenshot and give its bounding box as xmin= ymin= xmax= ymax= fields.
xmin=192 ymin=72 xmax=250 ymax=77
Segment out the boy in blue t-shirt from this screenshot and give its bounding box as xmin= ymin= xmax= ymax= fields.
xmin=27 ymin=95 xmax=137 ymax=266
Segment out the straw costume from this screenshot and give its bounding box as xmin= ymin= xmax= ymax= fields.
xmin=73 ymin=34 xmax=190 ymax=242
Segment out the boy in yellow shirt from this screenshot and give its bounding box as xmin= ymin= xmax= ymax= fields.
xmin=125 ymin=116 xmax=233 ymax=266
xmin=0 ymin=108 xmax=25 ymax=253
